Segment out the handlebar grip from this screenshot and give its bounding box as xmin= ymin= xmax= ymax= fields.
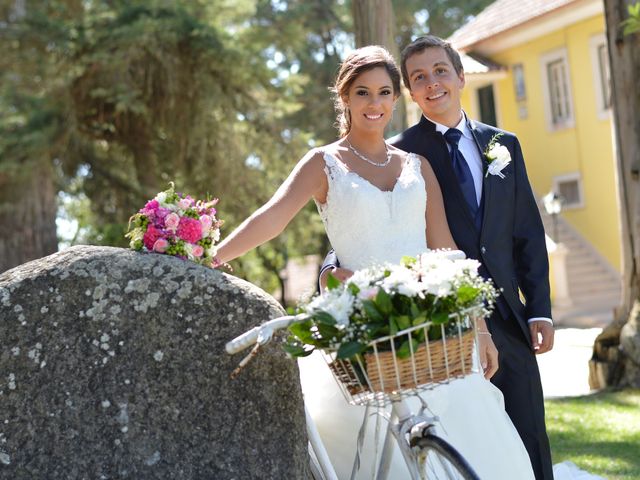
xmin=225 ymin=315 xmax=300 ymax=355
xmin=225 ymin=326 xmax=260 ymax=354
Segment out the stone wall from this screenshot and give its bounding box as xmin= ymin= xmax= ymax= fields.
xmin=0 ymin=245 xmax=309 ymax=479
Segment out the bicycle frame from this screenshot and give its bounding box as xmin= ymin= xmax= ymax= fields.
xmin=227 ymin=310 xmax=483 ymax=480
xmin=306 ymin=392 xmax=461 ymax=480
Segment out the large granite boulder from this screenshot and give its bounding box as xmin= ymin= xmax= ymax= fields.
xmin=0 ymin=245 xmax=309 ymax=479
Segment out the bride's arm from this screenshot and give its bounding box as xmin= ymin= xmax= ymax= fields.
xmin=419 ymin=156 xmax=457 ymax=250
xmin=215 ymin=150 xmax=327 ymax=263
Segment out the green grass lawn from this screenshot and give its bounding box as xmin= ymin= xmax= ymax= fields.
xmin=545 ymin=389 xmax=640 ymax=480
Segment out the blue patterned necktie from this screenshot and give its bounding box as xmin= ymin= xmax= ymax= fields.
xmin=443 ymin=128 xmax=478 ymax=219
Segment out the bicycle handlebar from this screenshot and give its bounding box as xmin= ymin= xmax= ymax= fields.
xmin=225 ymin=315 xmax=302 ymax=354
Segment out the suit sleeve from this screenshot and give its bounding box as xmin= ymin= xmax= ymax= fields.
xmin=512 ymin=137 xmax=552 ymax=319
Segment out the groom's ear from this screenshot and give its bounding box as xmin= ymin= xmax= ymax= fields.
xmin=458 ymin=71 xmax=466 ymax=90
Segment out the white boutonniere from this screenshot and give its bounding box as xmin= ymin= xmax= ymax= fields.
xmin=484 ymin=133 xmax=511 ymax=179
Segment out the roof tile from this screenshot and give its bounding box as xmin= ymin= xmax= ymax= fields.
xmin=448 ymin=0 xmax=577 ymax=50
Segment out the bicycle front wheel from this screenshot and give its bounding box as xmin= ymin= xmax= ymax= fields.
xmin=413 ymin=434 xmax=480 ymax=480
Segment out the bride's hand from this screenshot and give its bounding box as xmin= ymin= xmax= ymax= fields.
xmin=478 ymin=330 xmax=499 ymax=380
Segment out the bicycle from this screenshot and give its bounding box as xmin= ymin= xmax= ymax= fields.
xmin=226 ymin=308 xmax=484 ymax=480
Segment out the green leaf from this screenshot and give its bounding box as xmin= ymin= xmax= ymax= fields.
xmin=316 ymin=323 xmax=339 ymax=339
xmin=375 ymin=288 xmax=393 ymax=315
xmin=326 ymin=272 xmax=341 ymax=290
xmin=457 ymin=285 xmax=479 ymax=304
xmin=431 ymin=311 xmax=449 ymax=325
xmin=428 ymin=325 xmax=443 ymax=341
xmin=348 ymin=282 xmax=361 ymax=296
xmin=282 ymin=343 xmax=314 ymax=357
xmin=288 ymin=320 xmax=315 ymax=342
xmin=389 ymin=316 xmax=399 ymax=336
xmin=367 ymin=322 xmax=387 ymax=338
xmin=623 ymin=20 xmax=640 ymax=36
xmin=313 ymin=311 xmax=337 ymax=326
xmin=362 ymin=300 xmax=384 ymax=323
xmin=395 ymin=315 xmax=411 ymax=331
xmin=412 ymin=314 xmax=428 ymax=327
xmin=396 ymin=338 xmax=419 ymax=359
xmin=337 ymin=341 xmax=367 ymax=359
xmin=400 ymin=255 xmax=417 ymax=267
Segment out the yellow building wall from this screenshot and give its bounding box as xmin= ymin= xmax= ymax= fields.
xmin=462 ymin=14 xmax=620 ymax=270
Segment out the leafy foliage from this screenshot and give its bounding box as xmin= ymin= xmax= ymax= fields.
xmin=622 ymin=2 xmax=640 ymax=35
xmin=1 ymin=0 xmax=498 ymax=293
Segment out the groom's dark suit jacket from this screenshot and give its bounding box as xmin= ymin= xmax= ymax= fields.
xmin=391 ymin=115 xmax=553 ymax=480
xmin=389 ymin=115 xmax=551 ymax=342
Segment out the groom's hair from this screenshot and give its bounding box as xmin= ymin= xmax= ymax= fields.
xmin=400 ymin=35 xmax=464 ymax=89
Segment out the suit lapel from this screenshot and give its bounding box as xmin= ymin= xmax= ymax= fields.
xmin=418 ymin=117 xmax=478 ymax=233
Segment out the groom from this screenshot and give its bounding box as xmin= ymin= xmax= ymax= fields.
xmin=320 ymin=36 xmax=554 ymax=480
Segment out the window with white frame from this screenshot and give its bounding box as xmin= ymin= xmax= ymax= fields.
xmin=540 ymin=49 xmax=575 ymax=130
xmin=512 ymin=63 xmax=526 ymax=102
xmin=589 ymin=33 xmax=611 ymax=119
xmin=553 ymin=173 xmax=584 ymax=209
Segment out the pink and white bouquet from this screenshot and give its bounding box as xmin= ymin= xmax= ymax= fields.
xmin=126 ymin=183 xmax=223 ymax=267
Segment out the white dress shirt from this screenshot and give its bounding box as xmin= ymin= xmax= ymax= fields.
xmin=426 ymin=113 xmax=484 ymax=206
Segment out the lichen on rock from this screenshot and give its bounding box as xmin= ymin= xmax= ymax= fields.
xmin=0 ymin=245 xmax=309 ymax=479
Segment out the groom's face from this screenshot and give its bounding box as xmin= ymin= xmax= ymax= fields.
xmin=405 ymin=47 xmax=465 ymax=127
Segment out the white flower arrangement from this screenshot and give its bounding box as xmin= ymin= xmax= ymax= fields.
xmin=284 ymin=250 xmax=497 ymax=360
xmin=484 ymin=133 xmax=511 ymax=179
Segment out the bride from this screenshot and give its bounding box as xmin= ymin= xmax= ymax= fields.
xmin=215 ymin=45 xmax=539 ymax=479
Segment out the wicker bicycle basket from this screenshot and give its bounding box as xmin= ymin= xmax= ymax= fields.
xmin=323 ymin=314 xmax=479 ymax=406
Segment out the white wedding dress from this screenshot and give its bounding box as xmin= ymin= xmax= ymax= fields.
xmin=298 ymin=151 xmax=536 ymax=479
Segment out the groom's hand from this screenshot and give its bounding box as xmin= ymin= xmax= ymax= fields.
xmin=529 ymin=321 xmax=554 ymax=354
xmin=319 ymin=267 xmax=354 ymax=290
xmin=478 ymin=335 xmax=499 ymax=380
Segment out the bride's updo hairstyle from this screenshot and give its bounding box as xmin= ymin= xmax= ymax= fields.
xmin=332 ymin=45 xmax=401 ymax=137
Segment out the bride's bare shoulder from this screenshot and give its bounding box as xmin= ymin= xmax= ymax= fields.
xmin=296 ymin=147 xmax=326 ymax=170
xmin=388 ymin=145 xmax=430 ymax=167
xmin=388 ymin=145 xmax=417 ymax=162
xmin=300 ymin=141 xmax=346 ymax=168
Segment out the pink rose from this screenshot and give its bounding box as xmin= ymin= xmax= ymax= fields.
xmin=177 ymin=217 xmax=202 ymax=243
xmin=143 ymin=225 xmax=162 ymax=251
xmin=153 ymin=238 xmax=169 ymax=253
xmin=165 ymin=212 xmax=180 ymax=231
xmin=140 ymin=199 xmax=160 ymax=219
xmin=145 ymin=199 xmax=159 ymax=210
xmin=192 ymin=245 xmax=204 ymax=257
xmin=199 ymin=215 xmax=213 ymax=234
xmin=156 ymin=207 xmax=170 ymax=219
xmin=178 ymin=198 xmax=191 ymax=210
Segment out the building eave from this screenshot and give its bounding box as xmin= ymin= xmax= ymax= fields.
xmin=452 ymin=0 xmax=602 ymax=56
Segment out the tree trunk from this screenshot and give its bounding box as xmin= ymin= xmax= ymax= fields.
xmin=590 ymin=0 xmax=640 ymax=388
xmin=0 ymin=161 xmax=58 ymax=273
xmin=351 ymin=0 xmax=407 ymax=136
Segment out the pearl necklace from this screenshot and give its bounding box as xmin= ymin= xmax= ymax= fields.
xmin=346 ymin=140 xmax=392 ymax=167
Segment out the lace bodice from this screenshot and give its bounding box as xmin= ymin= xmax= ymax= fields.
xmin=315 ymin=151 xmax=427 ymax=271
